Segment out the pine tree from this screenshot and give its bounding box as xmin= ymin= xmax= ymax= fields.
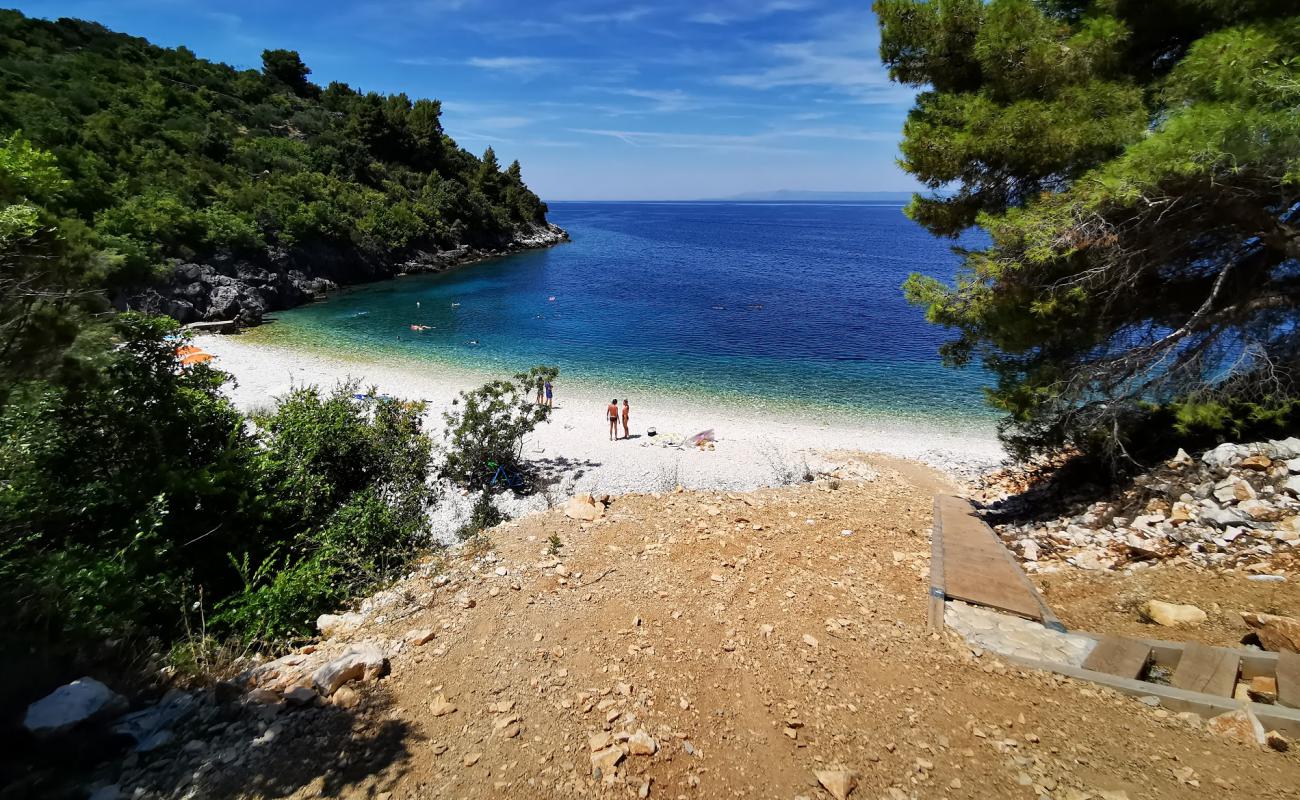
xmin=879 ymin=0 xmax=1300 ymax=463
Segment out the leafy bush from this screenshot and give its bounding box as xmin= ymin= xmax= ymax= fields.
xmin=0 ymin=314 xmax=260 ymax=644
xmin=457 ymin=489 xmax=505 ymax=541
xmin=0 ymin=317 xmax=439 ymax=655
xmin=212 ymin=384 xmax=434 ymax=643
xmin=441 ymin=366 xmax=558 ymax=489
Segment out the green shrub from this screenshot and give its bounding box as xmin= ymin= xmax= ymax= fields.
xmin=441 ymin=366 xmax=557 ymax=489
xmin=214 ymin=384 xmax=435 ymax=644
xmin=457 ymin=489 xmax=504 ymax=541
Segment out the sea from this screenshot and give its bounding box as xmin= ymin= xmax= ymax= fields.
xmin=246 ymin=202 xmax=996 ymax=432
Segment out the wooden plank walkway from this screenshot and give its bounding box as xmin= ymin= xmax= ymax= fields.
xmin=1277 ymin=651 xmax=1300 ymax=709
xmin=930 ymin=496 xmax=1063 ymax=631
xmin=1082 ymin=634 xmax=1150 ymax=680
xmin=1171 ymin=642 xmax=1239 ymax=697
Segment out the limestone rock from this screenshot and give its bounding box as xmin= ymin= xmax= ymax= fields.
xmin=1202 ymin=442 xmax=1247 ymax=471
xmin=23 ymin=677 xmax=128 ymax=736
xmin=311 ymin=644 xmax=387 ymax=696
xmin=591 ymin=745 xmax=625 ymax=773
xmin=1239 ymin=454 xmax=1272 ymax=471
xmin=1206 ymin=708 xmax=1266 ymax=746
xmin=1238 ymin=498 xmax=1284 ymax=522
xmin=406 ymin=628 xmax=436 ymax=646
xmin=627 ymin=729 xmax=657 ymax=755
xmin=428 ymin=693 xmax=457 ymax=716
xmin=814 ymin=769 xmax=857 ymax=800
xmin=331 ymin=685 xmax=360 ymax=709
xmin=317 ymin=612 xmax=365 ymax=639
xmin=1139 ymin=600 xmax=1206 ymax=627
xmin=1213 ymin=477 xmax=1255 ymax=504
xmin=1071 ymin=549 xmax=1115 ymax=571
xmin=564 ymin=493 xmax=605 ymax=521
xmin=1240 ymin=612 xmax=1300 ymax=653
xmin=283 ymin=686 xmax=318 ymax=705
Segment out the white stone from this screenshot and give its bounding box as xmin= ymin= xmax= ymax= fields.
xmin=23 ymin=678 xmax=127 ymax=736
xmin=1139 ymin=600 xmax=1207 ymax=627
xmin=311 ymin=644 xmax=387 ymax=696
xmin=316 ymin=611 xmax=366 ymax=638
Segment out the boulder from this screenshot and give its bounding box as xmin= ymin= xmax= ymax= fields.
xmin=1168 ymin=502 xmax=1196 ymax=525
xmin=1239 ymin=454 xmax=1273 ymax=471
xmin=1202 ymin=442 xmax=1247 ymax=471
xmin=1271 ymin=437 xmax=1300 ymax=459
xmin=112 ymin=689 xmax=196 ymax=750
xmin=590 ymin=745 xmax=625 ymax=774
xmin=1283 ymin=475 xmax=1300 ymax=497
xmin=814 ymin=769 xmax=857 ymax=800
xmin=627 ymin=729 xmax=657 ymax=755
xmin=564 ymin=493 xmax=605 ymax=522
xmin=1213 ymin=477 xmax=1255 ymax=504
xmin=1238 ymin=498 xmax=1284 ymax=522
xmin=23 ymin=677 xmax=128 ymax=736
xmin=1071 ymin=549 xmax=1115 ymax=571
xmin=311 ymin=644 xmax=388 ymax=696
xmin=317 ymin=611 xmax=366 ymax=639
xmin=1168 ymin=448 xmax=1194 ymax=468
xmin=1240 ymin=612 xmax=1300 ymax=653
xmin=1138 ymin=600 xmax=1207 ymax=627
xmin=1206 ymin=708 xmax=1266 ymax=746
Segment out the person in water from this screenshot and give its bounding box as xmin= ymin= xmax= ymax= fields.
xmin=544 ymin=380 xmax=554 ymax=408
xmin=607 ymin=399 xmax=619 ymax=441
xmin=621 ymin=399 xmax=630 ymax=440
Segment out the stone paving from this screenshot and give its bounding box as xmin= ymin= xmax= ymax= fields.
xmin=945 ymin=600 xmax=1097 ymax=667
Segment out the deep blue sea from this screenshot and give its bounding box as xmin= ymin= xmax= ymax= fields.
xmin=250 ymin=202 xmax=995 ymax=429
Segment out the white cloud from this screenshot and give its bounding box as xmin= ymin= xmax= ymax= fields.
xmin=603 ymin=87 xmax=699 ymax=113
xmin=467 ymin=56 xmax=555 ymax=71
xmin=687 ymin=0 xmax=815 ymax=25
xmin=567 ymin=6 xmax=655 ymax=24
xmin=716 ymin=15 xmax=913 ymax=104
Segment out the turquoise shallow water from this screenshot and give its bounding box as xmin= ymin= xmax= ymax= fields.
xmin=248 ymin=202 xmax=996 ymax=432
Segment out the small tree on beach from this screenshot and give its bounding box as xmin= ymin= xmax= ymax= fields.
xmin=441 ymin=366 xmax=559 ymax=490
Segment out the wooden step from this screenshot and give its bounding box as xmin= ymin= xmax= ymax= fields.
xmin=1081 ymin=634 xmax=1150 ymax=679
xmin=1171 ymin=642 xmax=1238 ymax=697
xmin=1277 ymin=651 xmax=1300 ymax=709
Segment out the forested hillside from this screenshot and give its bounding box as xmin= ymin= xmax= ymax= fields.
xmin=0 ymin=10 xmax=563 ymax=326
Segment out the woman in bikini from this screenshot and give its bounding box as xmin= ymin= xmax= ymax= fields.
xmin=621 ymin=399 xmax=630 ymax=440
xmin=607 ymin=399 xmax=619 ymax=441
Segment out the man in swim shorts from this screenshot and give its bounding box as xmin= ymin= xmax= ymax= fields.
xmin=607 ymin=399 xmax=619 ymax=441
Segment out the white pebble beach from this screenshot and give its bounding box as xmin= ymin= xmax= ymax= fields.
xmin=200 ymin=334 xmax=1005 ymax=499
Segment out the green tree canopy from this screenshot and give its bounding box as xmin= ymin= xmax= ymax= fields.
xmin=261 ymin=48 xmax=317 ymax=98
xmin=880 ymin=0 xmax=1300 ymax=463
xmin=0 ymin=10 xmax=552 ymax=298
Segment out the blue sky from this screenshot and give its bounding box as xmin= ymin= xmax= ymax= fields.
xmin=17 ymin=0 xmax=922 ymax=201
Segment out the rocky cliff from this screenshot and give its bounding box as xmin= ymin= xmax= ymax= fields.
xmin=121 ymin=222 xmax=569 ymax=327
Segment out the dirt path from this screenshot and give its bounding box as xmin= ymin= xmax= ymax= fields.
xmin=265 ymin=462 xmax=1298 ymax=799
xmin=112 ymin=459 xmax=1300 ymax=800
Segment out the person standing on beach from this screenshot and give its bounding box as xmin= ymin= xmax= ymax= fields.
xmin=544 ymin=379 xmax=554 ymax=408
xmin=535 ymin=379 xmax=544 ymax=405
xmin=607 ymin=399 xmax=619 ymax=441
xmin=621 ymin=399 xmax=630 ymax=440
